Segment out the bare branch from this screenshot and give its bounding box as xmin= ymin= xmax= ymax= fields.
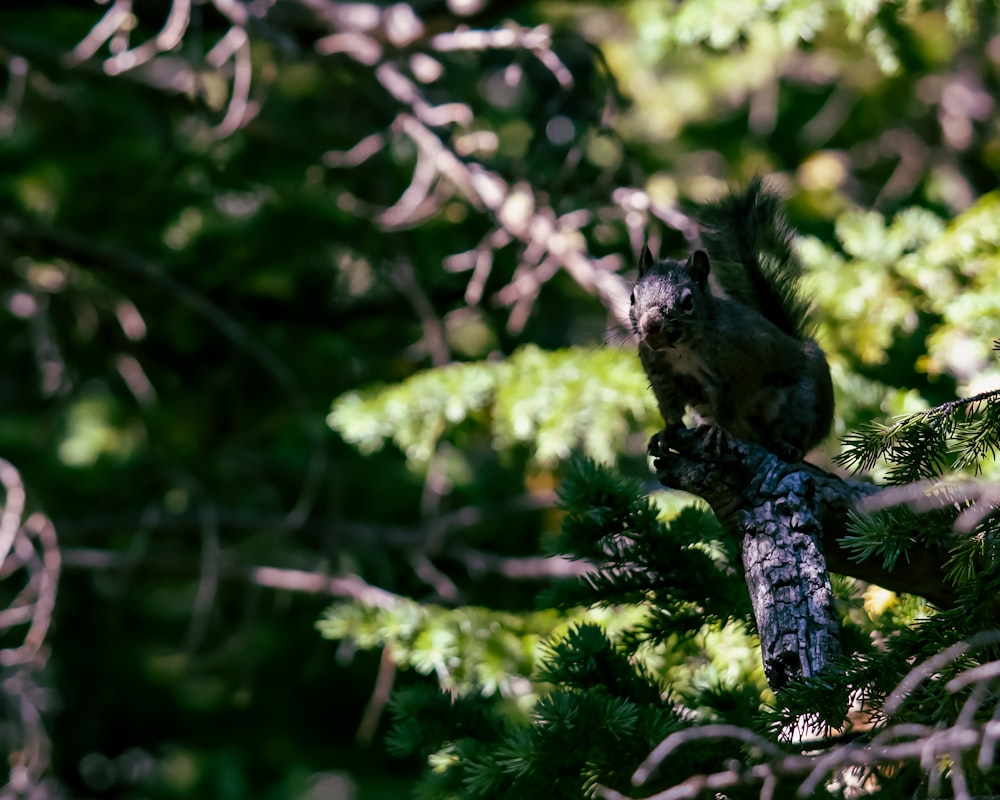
xmin=207 ymin=26 xmax=254 ymax=138
xmin=54 ymin=490 xmax=558 ymax=553
xmin=185 ymin=500 xmax=221 ymax=652
xmin=60 ymin=531 xmax=592 ymax=590
xmin=443 ymin=228 xmax=512 ymax=306
xmin=250 ymin=568 xmax=401 ymax=608
xmin=389 ymin=110 xmax=630 ymax=330
xmin=0 ymin=54 xmax=28 ymax=137
xmin=978 ymin=702 xmax=1000 ymax=771
xmin=0 ymin=461 xmax=60 ymax=797
xmin=407 ymin=550 xmax=461 ymax=602
xmin=651 ymin=425 xmax=955 ymax=607
xmin=2 ymin=513 xmax=60 ymax=668
xmin=615 ymin=634 xmax=1000 ymax=800
xmin=210 ymin=0 xmax=250 ymax=28
xmin=356 ymin=645 xmax=396 ymax=746
xmin=632 ymin=723 xmax=785 ymax=785
xmin=64 ymin=0 xmax=133 ymax=66
xmin=859 ymin=477 xmax=1000 ymax=535
xmin=451 ymin=546 xmax=595 ymax=579
xmin=315 ymin=31 xmax=383 ymax=64
xmin=0 ymin=458 xmax=26 ymax=573
xmin=651 ymin=427 xmax=844 ymax=691
xmin=430 ymin=25 xmax=573 ymax=87
xmin=390 ymin=256 xmax=452 ymax=365
xmin=377 ymin=141 xmax=442 ymax=228
xmin=376 ymin=62 xmax=472 ymax=127
xmin=103 ymin=0 xmax=192 ymax=76
xmin=885 ymin=630 xmax=1000 ymax=715
xmin=28 ymin=293 xmax=71 ymax=398
xmin=323 ymin=132 xmax=387 ymax=167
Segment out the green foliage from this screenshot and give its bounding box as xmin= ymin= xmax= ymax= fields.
xmin=836 ymin=389 xmax=1000 ymax=482
xmin=318 ymin=600 xmax=559 ymax=698
xmin=768 ymin=385 xmax=1000 ymax=793
xmin=545 ymin=459 xmax=748 ymax=641
xmin=323 ymin=461 xmax=764 ymax=798
xmin=840 ymin=506 xmax=939 ymax=572
xmin=381 ymin=624 xmax=687 ymax=800
xmin=329 ymin=346 xmax=657 ymax=467
xmin=4 ymin=0 xmax=1000 ymax=796
xmin=327 ymin=357 xmax=1000 ymax=797
xmin=631 ymin=0 xmax=985 ymax=72
xmin=802 ymin=209 xmax=944 ymax=371
xmin=537 ymin=623 xmax=663 ymax=704
xmin=768 ymin=604 xmax=1000 ymax=747
xmin=806 ymin=193 xmax=1000 ymax=395
xmin=804 ymin=193 xmax=1000 ymax=465
xmin=634 ymin=0 xmax=821 ymax=51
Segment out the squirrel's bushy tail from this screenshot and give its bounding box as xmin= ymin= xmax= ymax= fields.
xmin=696 ymin=177 xmax=814 ymax=339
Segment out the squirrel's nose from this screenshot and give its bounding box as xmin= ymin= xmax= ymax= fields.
xmin=641 ymin=311 xmax=669 ymax=335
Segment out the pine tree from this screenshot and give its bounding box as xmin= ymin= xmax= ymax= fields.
xmin=320 ymin=3 xmax=1000 ymax=798
xmin=327 ymin=191 xmax=1000 ymax=797
xmin=329 ymin=381 xmax=1000 ymax=798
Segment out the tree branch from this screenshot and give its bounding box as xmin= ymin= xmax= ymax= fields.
xmin=59 ymin=544 xmax=593 ymax=594
xmin=650 ymin=425 xmax=955 ymax=606
xmin=649 ymin=425 xmax=955 ymax=691
xmin=603 ymin=632 xmax=1000 ymax=800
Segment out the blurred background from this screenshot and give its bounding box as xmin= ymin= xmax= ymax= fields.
xmin=1 ymin=0 xmax=999 ymax=797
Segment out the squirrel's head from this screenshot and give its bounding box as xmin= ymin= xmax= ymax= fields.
xmin=630 ymin=247 xmax=711 ymax=349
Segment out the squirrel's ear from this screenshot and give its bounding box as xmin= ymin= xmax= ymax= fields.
xmin=639 ymin=244 xmax=654 ymax=276
xmin=688 ymin=250 xmax=710 ymax=287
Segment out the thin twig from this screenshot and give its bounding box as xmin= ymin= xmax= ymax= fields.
xmin=210 ymin=0 xmax=249 ymax=27
xmin=885 ymin=631 xmax=1000 ymax=715
xmin=185 ymin=497 xmax=221 ymax=652
xmin=407 ymin=550 xmax=461 ymax=602
xmin=2 ymin=513 xmax=60 ymax=668
xmin=430 ymin=25 xmax=573 ymax=87
xmin=207 ymin=26 xmax=253 ymax=138
xmin=633 ymin=724 xmax=785 ymax=785
xmin=53 ymin=491 xmax=558 ymax=551
xmin=64 ymin=0 xmax=133 ymax=65
xmin=103 ymin=0 xmax=192 ymax=76
xmin=0 ymin=459 xmax=26 ymax=573
xmin=356 ymin=644 xmax=397 ymax=745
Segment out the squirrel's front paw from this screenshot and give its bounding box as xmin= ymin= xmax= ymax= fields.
xmin=682 ymin=424 xmax=742 ymax=462
xmin=647 ymin=423 xmax=686 ymax=457
xmin=687 ymin=424 xmax=735 ymax=462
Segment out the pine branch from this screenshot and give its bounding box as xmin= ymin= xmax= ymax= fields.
xmin=329 ymin=346 xmax=657 ymax=467
xmin=839 ymin=505 xmax=946 ymax=573
xmin=835 ymin=389 xmax=1000 ymax=482
xmin=858 ymin=479 xmax=1000 ymax=588
xmin=544 ymin=459 xmax=747 ymax=641
xmin=537 ymin=624 xmax=665 ymax=707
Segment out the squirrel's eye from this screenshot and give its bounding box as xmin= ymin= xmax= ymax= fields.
xmin=680 ymin=291 xmax=695 ymax=312
xmin=629 ymin=290 xmax=635 ymax=305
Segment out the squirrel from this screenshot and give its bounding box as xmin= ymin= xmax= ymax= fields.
xmin=630 ymin=178 xmax=834 ymax=462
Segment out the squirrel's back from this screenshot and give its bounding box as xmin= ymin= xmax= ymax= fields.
xmin=695 ymin=177 xmax=814 ymax=340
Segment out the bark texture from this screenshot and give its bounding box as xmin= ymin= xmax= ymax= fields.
xmin=649 ymin=424 xmax=953 ymax=690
